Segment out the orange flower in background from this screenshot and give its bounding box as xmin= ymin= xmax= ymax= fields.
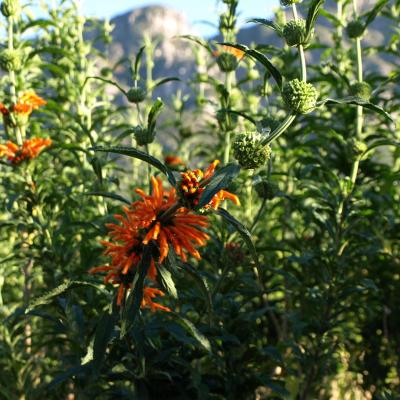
xmin=0 ymin=137 xmax=52 ymax=165
xmin=0 ymin=103 xmax=9 ymax=116
xmin=180 ymin=160 xmax=240 ymax=209
xmin=213 ymin=45 xmax=246 ymax=60
xmin=165 ymin=155 xmax=186 ymax=167
xmin=142 ymin=287 xmax=171 ymax=312
xmin=0 ymin=91 xmax=47 ymax=117
xmin=12 ymin=91 xmax=47 ymax=116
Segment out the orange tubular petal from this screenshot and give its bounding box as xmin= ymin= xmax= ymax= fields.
xmin=117 ymin=284 xmax=125 ymax=306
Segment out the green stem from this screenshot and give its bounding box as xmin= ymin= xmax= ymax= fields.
xmin=292 ymin=3 xmax=307 ymax=82
xmin=261 ymin=114 xmax=296 ymax=146
xmin=223 ymin=71 xmax=234 ymax=165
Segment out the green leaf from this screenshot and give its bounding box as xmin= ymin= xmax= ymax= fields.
xmin=91 ymin=145 xmax=176 ymax=186
xmin=363 ymin=0 xmax=388 ymax=28
xmin=172 ymin=313 xmax=211 ymax=352
xmin=216 ymin=208 xmax=260 ymax=268
xmin=183 ymin=264 xmax=213 ymax=322
xmin=151 ymin=77 xmax=180 ymax=90
xmin=120 ymin=245 xmax=153 ymax=338
xmin=218 ymin=109 xmax=257 ymax=125
xmin=84 ymin=76 xmax=127 ymax=96
xmin=158 ymin=264 xmax=178 ymax=299
xmin=92 ymin=311 xmax=117 ymax=374
xmin=219 ymin=42 xmax=283 ymax=89
xmin=365 ymin=139 xmax=400 ymax=155
xmin=148 ymin=98 xmax=164 ymax=135
xmin=247 ymin=18 xmax=282 ymax=35
xmin=306 ymin=0 xmax=325 ymax=40
xmin=85 ymin=191 xmax=131 ymax=205
xmin=317 ymin=97 xmax=393 ymax=122
xmin=179 ymin=35 xmax=213 ymax=54
xmin=196 ymin=163 xmax=240 ymax=210
xmin=26 ymin=280 xmax=100 ymax=313
xmin=133 ymin=45 xmax=146 ymax=80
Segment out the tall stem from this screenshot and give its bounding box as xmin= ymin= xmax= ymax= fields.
xmin=292 ymin=3 xmax=307 ymax=82
xmin=223 ymin=71 xmax=234 ymax=165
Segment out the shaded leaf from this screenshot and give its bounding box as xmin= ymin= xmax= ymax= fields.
xmin=216 ymin=208 xmax=260 ymax=268
xmin=92 ymin=145 xmax=176 ymax=186
xmin=196 ymin=163 xmax=240 ymax=209
xmin=85 ymin=191 xmax=131 ymax=205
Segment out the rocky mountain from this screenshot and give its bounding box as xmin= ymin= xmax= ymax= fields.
xmin=100 ymin=1 xmax=395 ymax=98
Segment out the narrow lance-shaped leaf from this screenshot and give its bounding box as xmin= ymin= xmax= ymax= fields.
xmin=219 ymin=42 xmax=283 ymax=89
xmin=120 ymin=244 xmax=153 ymax=338
xmin=85 ymin=191 xmax=131 ymax=205
xmin=26 ymin=280 xmax=101 ymax=313
xmin=179 ymin=35 xmax=213 ymax=54
xmin=151 ymin=77 xmax=180 ymax=90
xmin=158 ymin=264 xmax=178 ymax=299
xmin=84 ymin=76 xmax=127 ymax=96
xmin=172 ymin=313 xmax=212 ymax=352
xmin=148 ymin=98 xmax=164 ymax=135
xmin=91 ymin=145 xmax=176 ymax=186
xmin=363 ymin=0 xmax=388 ymax=29
xmin=133 ymin=45 xmax=146 ymax=81
xmin=317 ymin=97 xmax=393 ymax=122
xmin=306 ymin=0 xmax=325 ymax=40
xmin=216 ymin=208 xmax=260 ymax=268
xmin=247 ymin=18 xmax=283 ymax=35
xmin=196 ymin=163 xmax=241 ymax=210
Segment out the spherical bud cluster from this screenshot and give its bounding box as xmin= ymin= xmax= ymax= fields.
xmin=0 ymin=49 xmax=23 ymax=72
xmin=216 ymin=52 xmax=239 ymax=73
xmin=0 ymin=0 xmax=20 ymax=18
xmin=283 ymin=19 xmax=309 ymax=47
xmin=255 ymin=180 xmax=279 ymax=200
xmin=280 ymin=0 xmax=302 ymax=6
xmin=232 ymin=131 xmax=271 ymax=169
xmin=348 ymin=138 xmax=367 ymax=159
xmin=346 ymin=20 xmax=365 ymax=39
xmin=134 ymin=126 xmax=154 ymax=146
xmin=349 ymin=82 xmax=372 ymax=101
xmin=282 ymin=79 xmax=318 ymax=114
xmin=127 ymin=87 xmax=146 ymax=104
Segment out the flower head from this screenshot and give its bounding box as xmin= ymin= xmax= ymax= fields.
xmin=13 ymin=91 xmax=47 ymax=116
xmin=90 ymin=176 xmax=211 ymax=306
xmin=179 ymin=160 xmax=240 ymax=209
xmin=0 ymin=137 xmax=52 ymax=165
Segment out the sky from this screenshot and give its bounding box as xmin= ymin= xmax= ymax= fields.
xmin=80 ymin=0 xmax=279 ymax=37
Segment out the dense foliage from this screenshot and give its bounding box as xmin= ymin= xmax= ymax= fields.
xmin=0 ymin=0 xmax=399 ymax=399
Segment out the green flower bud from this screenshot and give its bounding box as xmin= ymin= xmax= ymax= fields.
xmin=247 ymin=68 xmax=260 ymax=81
xmin=280 ymin=0 xmax=302 ymax=6
xmin=349 ymin=82 xmax=372 ymax=101
xmin=216 ymin=52 xmax=239 ymax=73
xmin=282 ymin=78 xmax=318 ymax=114
xmin=255 ymin=180 xmax=279 ymax=200
xmin=127 ymin=87 xmax=146 ymax=104
xmin=134 ymin=126 xmax=154 ymax=146
xmin=0 ymin=49 xmax=23 ymax=72
xmin=1 ymin=0 xmax=20 ymax=18
xmin=283 ymin=19 xmax=309 ymax=47
xmin=348 ymin=138 xmax=367 ymax=159
xmin=233 ymin=131 xmax=271 ymax=169
xmin=346 ymin=20 xmax=365 ymax=39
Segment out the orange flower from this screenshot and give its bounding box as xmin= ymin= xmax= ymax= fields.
xmin=0 ymin=102 xmax=9 ymax=116
xmin=165 ymin=155 xmax=186 ymax=167
xmin=142 ymin=287 xmax=171 ymax=312
xmin=0 ymin=137 xmax=52 ymax=165
xmin=90 ymin=176 xmax=210 ymax=306
xmin=179 ymin=160 xmax=240 ymax=209
xmin=213 ymin=45 xmax=245 ymax=60
xmin=132 ymin=176 xmax=209 ymax=263
xmin=14 ymin=91 xmax=47 ymax=115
